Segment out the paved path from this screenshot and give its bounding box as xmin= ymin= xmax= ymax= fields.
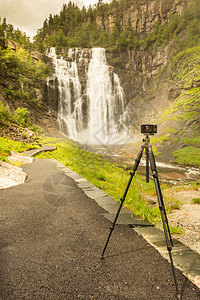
xmin=0 ymin=159 xmax=200 ymax=299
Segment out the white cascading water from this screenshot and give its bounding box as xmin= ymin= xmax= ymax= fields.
xmin=47 ymin=47 xmax=83 ymax=140
xmin=48 ymin=47 xmax=127 ymax=144
xmin=87 ymin=48 xmax=126 ymax=143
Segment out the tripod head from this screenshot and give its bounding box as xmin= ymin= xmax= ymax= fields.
xmin=143 ymin=134 xmax=150 ymax=146
xmin=141 ymin=124 xmax=157 ymax=183
xmin=142 ymin=135 xmax=151 ymax=183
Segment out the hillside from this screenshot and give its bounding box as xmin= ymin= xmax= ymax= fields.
xmin=0 ymin=22 xmax=62 ymax=140
xmin=0 ymin=0 xmax=200 ymax=165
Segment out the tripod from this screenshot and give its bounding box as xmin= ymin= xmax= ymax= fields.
xmin=101 ymin=135 xmax=180 ymax=298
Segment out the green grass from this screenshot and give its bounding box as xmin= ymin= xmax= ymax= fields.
xmin=181 ymin=136 xmax=200 ymax=146
xmin=161 ymin=89 xmax=200 ymax=122
xmin=35 ymin=139 xmax=164 ymax=223
xmin=168 ymin=225 xmax=184 ymax=235
xmin=172 ymin=146 xmax=200 ymax=166
xmin=151 ymin=134 xmax=170 ymax=144
xmin=192 ymin=198 xmax=200 ymax=204
xmin=0 ymin=137 xmax=39 ymax=162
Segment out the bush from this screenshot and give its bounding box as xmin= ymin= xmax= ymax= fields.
xmin=13 ymin=107 xmax=29 ymax=126
xmin=0 ymin=101 xmax=12 ymax=122
xmin=172 ymin=146 xmax=200 ymax=166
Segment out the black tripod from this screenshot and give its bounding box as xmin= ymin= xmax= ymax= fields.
xmin=101 ymin=135 xmax=180 ymax=298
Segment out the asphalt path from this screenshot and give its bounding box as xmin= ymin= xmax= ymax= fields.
xmin=0 ymin=159 xmax=200 ymax=299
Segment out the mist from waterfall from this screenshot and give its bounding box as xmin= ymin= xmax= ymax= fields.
xmin=47 ymin=47 xmax=128 ymax=144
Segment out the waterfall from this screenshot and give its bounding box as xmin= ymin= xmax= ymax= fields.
xmin=47 ymin=47 xmax=83 ymax=141
xmin=87 ymin=48 xmax=126 ymax=143
xmin=47 ymin=47 xmax=127 ymax=144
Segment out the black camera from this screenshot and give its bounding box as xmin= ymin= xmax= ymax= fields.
xmin=141 ymin=124 xmax=157 ymax=135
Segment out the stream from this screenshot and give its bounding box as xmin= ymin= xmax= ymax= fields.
xmin=82 ymin=143 xmax=200 ymax=185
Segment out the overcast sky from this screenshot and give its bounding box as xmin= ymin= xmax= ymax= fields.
xmin=0 ymin=0 xmax=99 ymax=38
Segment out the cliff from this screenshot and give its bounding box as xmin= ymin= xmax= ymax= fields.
xmin=96 ymin=0 xmax=191 ymax=35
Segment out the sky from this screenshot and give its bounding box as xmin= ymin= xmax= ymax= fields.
xmin=0 ymin=0 xmax=99 ymax=38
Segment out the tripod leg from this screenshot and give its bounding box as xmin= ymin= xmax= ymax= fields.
xmin=148 ymin=146 xmax=180 ymax=298
xmin=101 ymin=146 xmax=144 ymax=259
xmin=145 ymin=145 xmax=149 ymax=183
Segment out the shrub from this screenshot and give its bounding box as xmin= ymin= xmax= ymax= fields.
xmin=13 ymin=107 xmax=29 ymax=126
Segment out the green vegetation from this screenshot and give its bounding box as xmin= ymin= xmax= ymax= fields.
xmin=0 ymin=17 xmax=32 ymax=50
xmin=168 ymin=225 xmax=184 ymax=235
xmin=0 ymin=101 xmax=13 ymax=123
xmin=161 ymin=88 xmax=200 ymax=122
xmin=0 ymin=137 xmax=38 ymax=162
xmin=13 ymin=107 xmax=30 ymax=127
xmin=0 ymin=37 xmax=50 ymax=127
xmin=35 ymin=138 xmax=178 ymax=224
xmin=0 ymin=45 xmax=50 ymax=113
xmin=181 ymin=136 xmax=200 ymax=146
xmin=0 ymin=101 xmax=41 ymax=134
xmin=34 ymin=0 xmax=200 ymax=52
xmin=192 ymin=198 xmax=200 ymax=204
xmin=151 ymin=135 xmax=170 ymax=145
xmin=172 ymin=146 xmax=200 ymax=166
xmin=1 ymin=101 xmax=25 ymax=126
xmin=0 ymin=46 xmax=50 ymax=82
xmin=169 ymin=46 xmax=200 ymax=88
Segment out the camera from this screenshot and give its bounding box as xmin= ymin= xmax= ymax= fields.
xmin=141 ymin=124 xmax=157 ymax=135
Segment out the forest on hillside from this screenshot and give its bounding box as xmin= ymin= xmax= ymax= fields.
xmin=33 ymin=0 xmax=200 ymax=52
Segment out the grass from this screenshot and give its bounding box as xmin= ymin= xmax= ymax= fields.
xmin=168 ymin=225 xmax=184 ymax=235
xmin=172 ymin=146 xmax=200 ymax=166
xmin=0 ymin=137 xmax=39 ymax=162
xmin=192 ymin=198 xmax=200 ymax=204
xmin=181 ymin=136 xmax=200 ymax=146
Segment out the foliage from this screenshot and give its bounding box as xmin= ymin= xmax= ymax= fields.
xmin=13 ymin=107 xmax=29 ymax=126
xmin=181 ymin=136 xmax=200 ymax=146
xmin=0 ymin=17 xmax=32 ymax=50
xmin=0 ymin=100 xmax=40 ymax=131
xmin=172 ymin=146 xmax=200 ymax=166
xmin=33 ymin=0 xmax=139 ymax=50
xmin=0 ymin=101 xmax=13 ymax=123
xmin=141 ymin=0 xmax=200 ymax=50
xmin=161 ymin=87 xmax=200 ymax=124
xmin=192 ymin=198 xmax=200 ymax=204
xmin=168 ymin=225 xmax=184 ymax=235
xmin=0 ymin=46 xmax=49 ymax=81
xmin=0 ymin=136 xmax=38 ymax=161
xmin=33 ymin=0 xmax=200 ymax=52
xmin=151 ymin=135 xmax=170 ymax=145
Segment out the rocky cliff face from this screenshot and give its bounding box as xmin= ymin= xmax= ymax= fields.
xmin=105 ymin=45 xmax=172 ymax=128
xmin=97 ymin=0 xmax=191 ymax=36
